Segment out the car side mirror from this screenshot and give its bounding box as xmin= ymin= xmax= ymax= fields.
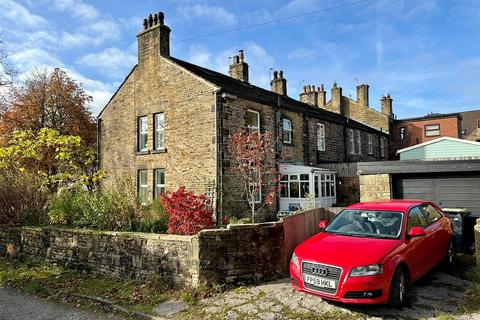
xmin=408 ymin=227 xmax=426 ymax=237
xmin=318 ymin=220 xmax=328 ymax=230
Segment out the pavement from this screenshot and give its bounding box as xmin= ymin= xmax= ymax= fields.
xmin=192 ymin=271 xmax=480 ymax=320
xmin=0 ymin=287 xmax=123 ymax=320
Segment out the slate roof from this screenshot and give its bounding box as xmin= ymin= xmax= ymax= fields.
xmin=169 ymin=57 xmax=388 ymax=135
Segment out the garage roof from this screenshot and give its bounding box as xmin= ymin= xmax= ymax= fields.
xmin=397 ymin=137 xmax=480 ymax=160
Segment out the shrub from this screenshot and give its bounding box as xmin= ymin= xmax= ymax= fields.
xmin=0 ymin=169 xmax=48 ymax=227
xmin=162 ymin=186 xmax=214 ymax=235
xmin=133 ymin=198 xmax=169 ymax=233
xmin=47 ymin=179 xmax=169 ymax=233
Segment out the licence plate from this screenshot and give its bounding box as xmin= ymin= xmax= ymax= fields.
xmin=303 ymin=274 xmax=337 ymax=289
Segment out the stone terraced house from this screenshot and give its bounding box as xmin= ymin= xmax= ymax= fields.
xmin=97 ymin=12 xmax=393 ymax=220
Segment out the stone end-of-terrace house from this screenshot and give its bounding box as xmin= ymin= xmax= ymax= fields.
xmin=97 ymin=12 xmax=392 ymax=220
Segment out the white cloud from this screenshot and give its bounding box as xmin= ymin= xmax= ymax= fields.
xmin=78 ymin=47 xmax=136 ymax=77
xmin=0 ymin=0 xmax=48 ymax=28
xmin=177 ymin=4 xmax=237 ymax=26
xmin=59 ymin=18 xmax=121 ymax=48
xmin=48 ymin=0 xmax=98 ymax=20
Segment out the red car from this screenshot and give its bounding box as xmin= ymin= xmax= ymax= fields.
xmin=289 ymin=200 xmax=455 ymax=306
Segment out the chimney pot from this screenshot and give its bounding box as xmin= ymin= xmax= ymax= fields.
xmin=154 ymin=13 xmax=158 ymax=25
xmin=320 ymin=84 xmax=324 ymax=91
xmin=148 ymin=14 xmax=153 ymax=27
xmin=159 ymin=12 xmax=164 ymax=25
xmin=143 ymin=19 xmax=148 ymax=30
xmin=279 ymin=70 xmax=283 ymax=78
xmin=239 ymin=50 xmax=244 ymax=63
xmin=273 ymin=70 xmax=278 ymax=79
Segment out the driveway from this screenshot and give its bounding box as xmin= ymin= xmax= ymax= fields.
xmin=189 ymin=271 xmax=480 ymax=320
xmin=0 ymin=287 xmax=124 ymax=320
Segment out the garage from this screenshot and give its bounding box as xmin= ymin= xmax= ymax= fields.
xmin=393 ymin=173 xmax=480 ymax=217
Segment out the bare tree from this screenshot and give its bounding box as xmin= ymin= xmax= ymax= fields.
xmin=227 ymin=130 xmax=280 ymax=222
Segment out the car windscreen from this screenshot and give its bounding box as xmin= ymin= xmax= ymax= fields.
xmin=324 ymin=209 xmax=404 ymax=239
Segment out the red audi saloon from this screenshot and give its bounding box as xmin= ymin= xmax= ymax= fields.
xmin=289 ymin=200 xmax=455 ymax=307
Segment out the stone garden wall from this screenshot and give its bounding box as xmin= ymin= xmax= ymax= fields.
xmin=0 ymin=208 xmax=341 ymax=287
xmin=0 ymin=227 xmax=200 ymax=286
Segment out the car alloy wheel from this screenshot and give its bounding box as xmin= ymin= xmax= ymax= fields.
xmin=398 ymin=272 xmax=406 ymax=304
xmin=447 ymin=241 xmax=454 ymax=264
xmin=389 ymin=266 xmax=407 ymax=307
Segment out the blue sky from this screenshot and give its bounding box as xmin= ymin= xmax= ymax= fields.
xmin=0 ymin=0 xmax=479 ymax=118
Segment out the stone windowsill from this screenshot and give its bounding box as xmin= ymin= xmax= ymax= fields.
xmin=151 ymin=148 xmax=167 ymax=154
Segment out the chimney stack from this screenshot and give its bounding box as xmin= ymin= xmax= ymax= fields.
xmin=331 ymin=82 xmax=343 ymax=114
xmin=299 ymin=84 xmax=319 ymax=106
xmin=381 ymin=94 xmax=393 ymax=118
xmin=317 ymin=84 xmax=326 ymax=107
xmin=356 ymin=84 xmax=369 ymax=107
xmin=137 ymin=11 xmax=171 ymax=64
xmin=229 ymin=50 xmax=249 ymax=83
xmin=271 ymin=70 xmax=287 ymax=95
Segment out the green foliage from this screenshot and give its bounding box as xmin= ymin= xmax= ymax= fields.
xmin=229 ymin=217 xmax=252 ymax=225
xmin=47 ymin=179 xmax=169 ymax=233
xmin=0 ymin=128 xmax=104 ymax=192
xmin=133 ymin=198 xmax=169 ymax=233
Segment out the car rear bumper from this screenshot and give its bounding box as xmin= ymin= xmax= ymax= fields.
xmin=290 ymin=263 xmax=391 ymax=304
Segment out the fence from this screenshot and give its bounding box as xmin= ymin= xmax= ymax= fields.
xmin=282 ymin=207 xmax=344 ymax=263
xmin=320 ymin=163 xmax=358 ymax=177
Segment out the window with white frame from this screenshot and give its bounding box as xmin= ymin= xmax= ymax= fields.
xmin=356 ymin=130 xmax=361 ymax=154
xmin=348 ymin=129 xmax=355 ymax=154
xmin=282 ymin=118 xmax=292 ymax=144
xmin=317 ymin=123 xmax=325 ymax=151
xmin=248 ymin=182 xmax=261 ymax=204
xmin=153 ymin=169 xmax=165 ymax=198
xmin=137 ymin=170 xmax=148 ymax=203
xmin=424 ymin=124 xmax=440 ymax=137
xmin=380 ymin=137 xmax=386 ymax=158
xmin=320 ymin=174 xmax=335 ymax=197
xmin=154 ymin=113 xmax=165 ymax=150
xmin=279 ymin=174 xmax=310 ymax=198
xmin=368 ymin=134 xmax=373 ymax=155
xmin=138 ymin=116 xmax=148 ymax=152
xmin=247 ymin=110 xmax=260 ymax=132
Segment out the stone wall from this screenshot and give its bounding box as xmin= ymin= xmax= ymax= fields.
xmin=197 ymin=222 xmax=287 ymax=284
xmin=359 ymin=174 xmax=392 ymax=202
xmin=475 ymin=218 xmax=480 ymax=266
xmin=0 ymin=227 xmax=200 ymax=286
xmin=0 ymin=223 xmax=288 ymax=287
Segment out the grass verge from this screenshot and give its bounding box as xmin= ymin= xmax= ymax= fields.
xmin=0 ymin=257 xmax=218 ymax=318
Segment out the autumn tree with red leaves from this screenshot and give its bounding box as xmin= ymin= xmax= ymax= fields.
xmin=162 ymin=186 xmax=214 ymax=235
xmin=228 ymin=130 xmax=280 ymax=223
xmin=0 ymin=68 xmax=96 ymax=146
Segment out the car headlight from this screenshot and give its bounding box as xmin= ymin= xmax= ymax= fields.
xmin=350 ymin=264 xmax=383 ymax=277
xmin=291 ymin=252 xmax=299 ymax=268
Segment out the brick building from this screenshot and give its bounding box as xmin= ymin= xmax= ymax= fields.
xmin=391 ymin=110 xmax=480 ymax=158
xmin=97 ymin=12 xmax=391 ymax=219
xmin=459 ymin=110 xmax=480 ymax=142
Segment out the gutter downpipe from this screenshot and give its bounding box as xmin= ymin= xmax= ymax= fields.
xmin=275 ymin=95 xmax=282 ymax=214
xmin=343 ymin=118 xmax=348 ymax=163
xmin=214 ymin=88 xmax=223 ymax=226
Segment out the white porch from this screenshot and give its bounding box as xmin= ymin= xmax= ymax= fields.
xmin=279 ymin=163 xmax=337 ymax=212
